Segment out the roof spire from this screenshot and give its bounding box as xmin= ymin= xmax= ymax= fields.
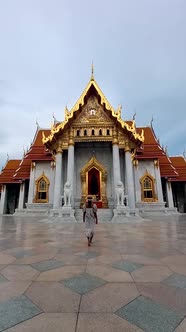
xmin=91 ymin=62 xmax=94 ymax=80
xmin=133 ymin=111 xmax=136 ymax=120
xmin=183 ymin=149 xmax=186 ymax=159
xmin=36 ymin=119 xmax=40 ymax=129
xmin=150 ymin=115 xmax=154 ymax=127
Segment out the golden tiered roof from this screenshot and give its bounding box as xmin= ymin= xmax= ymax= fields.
xmin=42 ymin=71 xmax=144 ymax=145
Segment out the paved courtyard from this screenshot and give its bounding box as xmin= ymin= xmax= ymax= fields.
xmin=0 ymin=214 xmax=186 ymax=331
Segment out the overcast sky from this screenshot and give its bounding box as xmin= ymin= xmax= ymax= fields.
xmin=0 ymin=0 xmax=186 ymax=170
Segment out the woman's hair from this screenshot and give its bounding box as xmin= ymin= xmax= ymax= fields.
xmin=87 ymin=200 xmax=92 ymax=208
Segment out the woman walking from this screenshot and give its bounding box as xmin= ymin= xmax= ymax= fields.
xmin=83 ymin=199 xmax=98 ymax=246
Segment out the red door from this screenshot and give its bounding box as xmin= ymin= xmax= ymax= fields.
xmin=88 ymin=168 xmax=100 ymax=200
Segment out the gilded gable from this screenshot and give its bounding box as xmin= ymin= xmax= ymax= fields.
xmin=73 ymin=95 xmax=113 ymax=127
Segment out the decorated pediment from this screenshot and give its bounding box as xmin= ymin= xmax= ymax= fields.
xmin=73 ymin=95 xmax=113 ymax=126
xmin=42 ymin=70 xmax=144 ymax=146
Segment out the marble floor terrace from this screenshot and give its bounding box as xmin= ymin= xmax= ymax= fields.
xmin=0 ymin=214 xmax=186 ymax=331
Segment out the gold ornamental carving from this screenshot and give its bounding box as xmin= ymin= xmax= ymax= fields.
xmin=42 ymin=73 xmax=144 ymax=146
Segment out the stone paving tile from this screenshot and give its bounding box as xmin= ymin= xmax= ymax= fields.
xmin=86 ymin=264 xmax=133 ymax=282
xmin=26 ymin=281 xmax=80 ymax=312
xmin=115 ymin=295 xmax=183 ymax=332
xmin=0 ymin=295 xmax=42 ymax=331
xmin=36 ymin=265 xmax=86 ymax=282
xmin=77 ymin=313 xmax=143 ymax=332
xmin=112 ymin=260 xmax=143 ymax=272
xmin=54 ymin=253 xmax=88 ymax=265
xmin=121 ymin=254 xmax=164 ymax=265
xmin=167 ymin=264 xmax=186 ymax=276
xmin=15 ymin=253 xmax=56 ymax=264
xmin=161 ymin=254 xmax=186 ymax=266
xmin=136 ymin=282 xmax=186 ymax=315
xmin=5 ymin=249 xmax=35 ymax=259
xmin=0 ymin=265 xmax=6 ymax=271
xmin=1 ymin=265 xmax=40 ymax=281
xmin=131 ymin=265 xmax=173 ymax=282
xmin=30 ymin=259 xmax=65 ymax=272
xmin=63 ymin=272 xmax=106 ymax=295
xmin=5 ymin=313 xmax=77 ymax=332
xmin=0 ymin=216 xmax=186 ymax=331
xmin=80 ymin=283 xmax=139 ymax=312
xmin=175 ymin=318 xmax=186 ymax=332
xmin=0 ymin=253 xmax=16 ymax=264
xmin=0 ymin=281 xmax=32 ymax=303
xmin=75 ymin=250 xmax=100 ymax=259
xmin=0 ymin=274 xmax=8 ymax=283
xmin=163 ymin=273 xmax=186 ymax=290
xmin=87 ymin=254 xmax=123 ymax=265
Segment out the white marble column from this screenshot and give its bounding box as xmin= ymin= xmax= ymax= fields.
xmin=53 ymin=144 xmax=63 ymax=209
xmin=154 ymin=160 xmax=164 ymax=203
xmin=67 ymin=134 xmax=75 ymax=206
xmin=28 ymin=162 xmax=36 ymax=204
xmin=133 ymin=160 xmax=141 ymax=202
xmin=112 ymin=127 xmax=121 ymax=199
xmin=125 ymin=143 xmax=135 ymax=209
xmin=0 ymin=185 xmax=6 ymax=214
xmin=112 ymin=143 xmax=121 ymax=191
xmin=18 ymin=182 xmax=25 ymax=209
xmin=166 ymin=180 xmax=174 ymax=207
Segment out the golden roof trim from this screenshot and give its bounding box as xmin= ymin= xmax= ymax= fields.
xmin=42 ymin=76 xmax=144 ymax=144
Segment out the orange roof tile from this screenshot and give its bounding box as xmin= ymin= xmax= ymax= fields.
xmin=136 ymin=126 xmax=178 ymax=178
xmin=13 ymin=159 xmax=32 ymax=180
xmin=0 ymin=160 xmax=21 ymax=184
xmin=13 ymin=129 xmax=53 ymax=181
xmin=169 ymin=156 xmax=186 ymax=181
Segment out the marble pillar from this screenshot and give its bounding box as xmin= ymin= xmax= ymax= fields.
xmin=125 ymin=143 xmax=135 ymax=209
xmin=28 ymin=162 xmax=36 ymax=203
xmin=166 ymin=180 xmax=174 ymax=208
xmin=0 ymin=185 xmax=6 ymax=214
xmin=53 ymin=144 xmax=63 ymax=209
xmin=18 ymin=182 xmax=25 ymax=209
xmin=154 ymin=160 xmax=164 ymax=203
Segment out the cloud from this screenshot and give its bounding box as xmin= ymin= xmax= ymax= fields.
xmin=0 ymin=0 xmax=186 ymax=169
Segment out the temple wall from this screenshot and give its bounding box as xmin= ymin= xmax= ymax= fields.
xmin=34 ymin=162 xmax=54 ymax=203
xmin=136 ymin=160 xmax=163 ymax=202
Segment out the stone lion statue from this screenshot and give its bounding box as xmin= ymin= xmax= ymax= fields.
xmin=64 ymin=181 xmax=72 ymax=206
xmin=116 ymin=181 xmax=124 ymax=206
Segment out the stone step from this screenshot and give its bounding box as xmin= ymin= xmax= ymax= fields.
xmin=75 ymin=208 xmax=114 ymax=222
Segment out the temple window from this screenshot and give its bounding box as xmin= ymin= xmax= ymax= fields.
xmin=107 ymin=129 xmax=110 ymax=135
xmin=92 ymin=129 xmax=95 ymax=136
xmin=35 ymin=174 xmax=50 ymax=203
xmin=140 ymin=172 xmax=156 ymax=202
xmin=77 ymin=129 xmax=80 ymax=136
xmin=99 ymin=129 xmax=102 ymax=136
xmin=90 ymin=108 xmax=96 ymax=116
xmin=84 ymin=129 xmax=87 ymax=136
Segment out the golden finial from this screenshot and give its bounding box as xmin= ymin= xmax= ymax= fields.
xmin=150 ymin=115 xmax=154 ymax=127
xmin=133 ymin=111 xmax=136 ymax=120
xmin=91 ymin=62 xmax=94 ymax=80
xmin=183 ymin=149 xmax=185 ymax=159
xmin=52 ymin=113 xmax=57 ymax=124
xmin=36 ymin=119 xmax=40 ymax=129
xmin=23 ymin=147 xmax=26 ymax=157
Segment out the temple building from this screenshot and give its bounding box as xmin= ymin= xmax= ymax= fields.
xmin=0 ymin=71 xmax=186 ymax=220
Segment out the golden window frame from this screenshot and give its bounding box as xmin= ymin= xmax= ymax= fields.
xmin=34 ymin=173 xmax=50 ymax=203
xmin=140 ymin=171 xmax=156 ymax=202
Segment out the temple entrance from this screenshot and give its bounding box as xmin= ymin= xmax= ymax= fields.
xmin=80 ymin=156 xmax=108 ymax=208
xmin=88 ymin=167 xmax=100 ymax=200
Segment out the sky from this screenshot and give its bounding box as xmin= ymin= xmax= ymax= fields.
xmin=0 ymin=0 xmax=186 ymax=170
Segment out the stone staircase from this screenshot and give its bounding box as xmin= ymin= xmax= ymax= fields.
xmin=74 ymin=208 xmax=114 ymax=222
xmin=14 ymin=203 xmax=53 ymax=216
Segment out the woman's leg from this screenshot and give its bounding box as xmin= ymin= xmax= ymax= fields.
xmin=90 ymin=232 xmax=94 ymax=243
